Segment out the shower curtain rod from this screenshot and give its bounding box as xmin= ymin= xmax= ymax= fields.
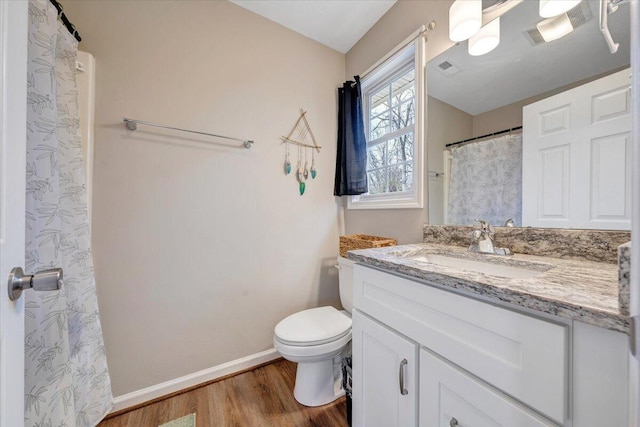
xmin=446 ymin=126 xmax=523 ymax=149
xmin=50 ymin=0 xmax=82 ymax=42
xmin=123 ymin=117 xmax=254 ymax=149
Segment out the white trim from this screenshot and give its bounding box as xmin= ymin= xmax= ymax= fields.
xmin=76 ymin=51 xmax=95 ymax=232
xmin=348 ymin=193 xmax=422 ymax=210
xmin=360 ymin=25 xmax=426 ymax=80
xmin=443 ymin=150 xmax=452 ymax=224
xmin=0 ymin=2 xmax=28 ymax=426
xmin=629 ymin=0 xmax=639 ymax=425
xmin=110 ymin=348 xmax=280 ymax=413
xmin=349 ymin=28 xmax=427 ymax=211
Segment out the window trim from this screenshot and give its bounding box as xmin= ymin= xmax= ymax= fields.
xmin=348 ymin=27 xmax=426 ymax=210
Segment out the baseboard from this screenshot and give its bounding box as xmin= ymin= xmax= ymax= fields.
xmin=111 ymin=348 xmax=280 ymax=413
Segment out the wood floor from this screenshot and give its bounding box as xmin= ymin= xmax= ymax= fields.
xmin=98 ymin=359 xmax=349 ymax=427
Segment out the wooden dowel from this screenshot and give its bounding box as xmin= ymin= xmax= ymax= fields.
xmin=281 ymin=136 xmax=322 ymax=150
xmin=299 ymin=109 xmax=320 ymax=154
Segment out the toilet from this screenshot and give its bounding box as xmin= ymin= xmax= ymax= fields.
xmin=273 ymin=256 xmax=355 ymax=407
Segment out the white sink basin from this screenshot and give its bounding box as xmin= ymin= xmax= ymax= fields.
xmin=406 ymin=254 xmax=546 ymax=280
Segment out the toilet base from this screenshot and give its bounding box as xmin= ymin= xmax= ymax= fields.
xmin=293 ymin=355 xmax=345 ymax=407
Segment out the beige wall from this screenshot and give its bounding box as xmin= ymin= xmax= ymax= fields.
xmin=471 ymin=68 xmax=629 ymax=137
xmin=344 ymin=0 xmax=455 ymax=243
xmin=427 ymin=97 xmax=472 ymax=172
xmin=472 ymin=100 xmax=527 ymax=137
xmin=427 ymin=97 xmax=472 ymax=224
xmin=64 ymin=1 xmax=345 ymax=397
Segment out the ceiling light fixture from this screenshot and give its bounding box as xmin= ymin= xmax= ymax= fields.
xmin=536 ymin=13 xmax=575 ymax=42
xmin=468 ymin=17 xmax=501 ymax=56
xmin=539 ymin=0 xmax=582 ymax=18
xmin=449 ymin=0 xmax=483 ymax=42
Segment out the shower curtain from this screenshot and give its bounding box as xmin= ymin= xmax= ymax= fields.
xmin=25 ymin=0 xmax=113 ymax=425
xmin=447 ymin=134 xmax=523 ymax=227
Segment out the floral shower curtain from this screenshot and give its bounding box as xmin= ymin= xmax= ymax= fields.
xmin=447 ymin=134 xmax=523 ymax=227
xmin=25 ymin=0 xmax=112 ymax=425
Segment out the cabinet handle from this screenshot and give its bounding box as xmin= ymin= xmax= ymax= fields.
xmin=450 ymin=417 xmax=459 ymax=427
xmin=399 ymin=358 xmax=408 ymax=395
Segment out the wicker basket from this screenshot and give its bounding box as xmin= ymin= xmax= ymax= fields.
xmin=339 ymin=234 xmax=397 ymax=257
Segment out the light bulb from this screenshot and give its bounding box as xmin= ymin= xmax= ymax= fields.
xmin=468 ymin=18 xmax=500 ymax=56
xmin=536 ymin=14 xmax=574 ymax=42
xmin=539 ymin=0 xmax=582 ymax=18
xmin=449 ymin=0 xmax=482 ymax=42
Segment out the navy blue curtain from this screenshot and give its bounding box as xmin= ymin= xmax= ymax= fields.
xmin=334 ymin=76 xmax=368 ymax=196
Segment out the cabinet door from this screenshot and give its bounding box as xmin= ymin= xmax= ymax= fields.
xmin=352 ymin=310 xmax=418 ymax=427
xmin=573 ymin=321 xmax=629 ymax=426
xmin=419 ymin=348 xmax=558 ymax=427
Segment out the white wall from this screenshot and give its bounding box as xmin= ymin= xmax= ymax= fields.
xmin=64 ymin=1 xmax=345 ymax=397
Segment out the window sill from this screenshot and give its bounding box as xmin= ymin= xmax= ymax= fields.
xmin=347 ymin=195 xmax=423 ymax=210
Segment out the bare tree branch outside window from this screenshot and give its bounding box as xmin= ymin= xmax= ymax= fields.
xmin=366 ymin=68 xmax=415 ymax=195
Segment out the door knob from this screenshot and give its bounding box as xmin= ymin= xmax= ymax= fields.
xmin=8 ymin=267 xmax=63 ymax=301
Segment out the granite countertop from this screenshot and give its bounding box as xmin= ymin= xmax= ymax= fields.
xmin=348 ymin=243 xmax=628 ymax=334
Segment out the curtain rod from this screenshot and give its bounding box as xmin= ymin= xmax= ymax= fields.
xmin=49 ymin=0 xmax=81 ymax=42
xmin=446 ymin=126 xmax=523 ymax=149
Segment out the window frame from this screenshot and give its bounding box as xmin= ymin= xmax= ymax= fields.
xmin=349 ymin=30 xmax=426 ymax=210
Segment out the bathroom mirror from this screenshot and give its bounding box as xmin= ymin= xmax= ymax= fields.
xmin=426 ymin=0 xmax=631 ymax=229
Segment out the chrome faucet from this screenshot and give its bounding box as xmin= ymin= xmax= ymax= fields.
xmin=470 ymin=219 xmax=495 ymax=254
xmin=469 ymin=219 xmax=512 ymax=256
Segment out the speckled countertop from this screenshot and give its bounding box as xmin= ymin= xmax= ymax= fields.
xmin=348 ymin=243 xmax=628 ymax=334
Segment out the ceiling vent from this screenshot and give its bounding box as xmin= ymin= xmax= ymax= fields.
xmin=525 ymin=28 xmax=547 ymax=45
xmin=435 ymin=60 xmax=462 ymax=77
xmin=523 ymin=1 xmax=592 ymax=45
xmin=566 ymin=1 xmax=592 ymax=27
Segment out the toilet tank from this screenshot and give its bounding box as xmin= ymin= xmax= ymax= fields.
xmin=337 ymin=256 xmax=355 ymax=313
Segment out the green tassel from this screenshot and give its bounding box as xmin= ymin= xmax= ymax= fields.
xmin=299 ymin=181 xmax=306 ymax=195
xmin=284 ymin=161 xmax=291 ymax=175
xmin=310 ymin=168 xmax=317 ymax=179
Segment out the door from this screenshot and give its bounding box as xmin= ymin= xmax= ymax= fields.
xmin=0 ymin=1 xmax=28 ymax=426
xmin=419 ymin=348 xmax=557 ymax=427
xmin=522 ymin=68 xmax=632 ymax=230
xmin=352 ymin=310 xmax=418 ymax=427
xmin=631 ymin=2 xmax=640 ymax=426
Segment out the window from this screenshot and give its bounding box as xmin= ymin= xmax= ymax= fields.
xmin=367 ymin=67 xmax=415 ymax=195
xmin=349 ymin=32 xmax=425 ymax=209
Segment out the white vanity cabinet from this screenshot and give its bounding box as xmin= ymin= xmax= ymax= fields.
xmin=352 ymin=310 xmax=418 ymax=427
xmin=420 ymin=348 xmax=556 ymax=427
xmin=352 ymin=264 xmax=629 ymax=427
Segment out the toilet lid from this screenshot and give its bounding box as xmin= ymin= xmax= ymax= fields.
xmin=275 ymin=306 xmax=352 ymax=346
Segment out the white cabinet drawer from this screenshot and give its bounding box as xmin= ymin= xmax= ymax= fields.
xmin=420 ymin=348 xmax=559 ymax=427
xmin=354 ymin=265 xmax=568 ymax=423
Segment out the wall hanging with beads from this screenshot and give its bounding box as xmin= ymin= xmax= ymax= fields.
xmin=282 ymin=109 xmax=321 ymax=195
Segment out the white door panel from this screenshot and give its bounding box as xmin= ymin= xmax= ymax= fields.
xmin=523 ymin=68 xmax=631 ymax=229
xmin=0 ymin=1 xmax=28 ymax=426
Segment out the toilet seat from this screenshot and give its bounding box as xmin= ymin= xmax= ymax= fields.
xmin=274 ymin=306 xmax=352 ymax=346
xmin=274 ymin=329 xmax=352 ymax=360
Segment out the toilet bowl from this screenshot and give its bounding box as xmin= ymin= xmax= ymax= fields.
xmin=273 ymin=256 xmax=355 ymax=407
